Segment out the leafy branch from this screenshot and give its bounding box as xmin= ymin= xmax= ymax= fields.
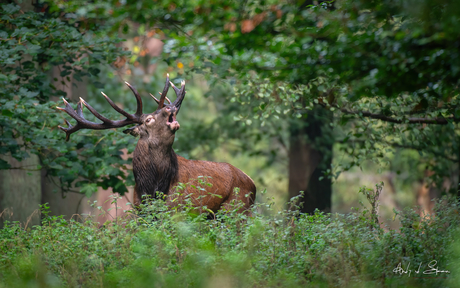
xmin=326 ymin=103 xmax=453 ymax=125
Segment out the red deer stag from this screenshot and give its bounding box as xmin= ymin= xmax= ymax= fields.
xmin=57 ymin=75 xmax=256 ymax=213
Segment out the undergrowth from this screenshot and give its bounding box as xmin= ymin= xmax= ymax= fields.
xmin=1 ymin=183 xmax=460 ymax=287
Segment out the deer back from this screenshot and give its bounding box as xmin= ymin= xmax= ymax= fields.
xmin=133 ymin=155 xmax=256 ymax=213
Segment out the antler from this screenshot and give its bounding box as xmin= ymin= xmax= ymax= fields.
xmin=57 ymin=82 xmax=144 ymax=141
xmin=155 ymin=74 xmax=170 ymax=110
xmin=149 ymin=93 xmax=171 ymax=105
xmin=170 ymin=79 xmax=186 ymax=113
xmin=148 ymin=74 xmax=186 ymax=111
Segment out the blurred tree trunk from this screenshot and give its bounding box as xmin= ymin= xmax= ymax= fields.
xmin=0 ymin=64 xmax=91 ymax=226
xmin=458 ymin=143 xmax=460 ymax=198
xmin=0 ymin=155 xmax=42 ymax=228
xmin=288 ymin=106 xmax=333 ymax=214
xmin=0 ymin=0 xmax=42 ymax=228
xmin=40 ymin=68 xmax=93 ymax=218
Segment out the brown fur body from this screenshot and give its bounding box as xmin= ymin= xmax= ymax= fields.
xmin=133 ymin=142 xmax=256 ymax=213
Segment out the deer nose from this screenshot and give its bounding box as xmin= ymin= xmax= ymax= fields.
xmin=166 ymin=106 xmax=176 ymax=114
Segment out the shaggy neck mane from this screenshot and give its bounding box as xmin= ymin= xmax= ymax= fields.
xmin=133 ymin=139 xmax=178 ymax=199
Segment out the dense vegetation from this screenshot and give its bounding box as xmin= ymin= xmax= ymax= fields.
xmin=164 ymin=0 xmax=460 ymax=208
xmin=1 ymin=189 xmax=460 ymax=287
xmin=1 ymin=0 xmax=460 ymax=287
xmin=2 ymin=0 xmax=458 ymax=212
xmin=0 ymin=1 xmax=133 ymax=195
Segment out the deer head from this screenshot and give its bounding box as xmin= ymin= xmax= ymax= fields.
xmin=57 ymin=74 xmax=185 ymax=143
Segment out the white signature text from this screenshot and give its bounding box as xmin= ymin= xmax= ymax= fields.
xmin=393 ymin=260 xmax=450 ymax=277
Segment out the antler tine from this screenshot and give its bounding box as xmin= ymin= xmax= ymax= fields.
xmin=156 ymin=73 xmax=170 ymax=110
xmin=79 ymin=97 xmax=113 ymax=124
xmin=76 ymin=100 xmax=84 ymax=118
xmin=101 ymin=92 xmax=134 ymax=119
xmin=124 ymin=82 xmax=143 ymax=117
xmin=149 ymin=93 xmax=171 ymax=105
xmin=171 ymin=80 xmax=186 ymax=112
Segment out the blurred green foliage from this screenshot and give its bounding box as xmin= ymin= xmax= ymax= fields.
xmin=160 ymin=0 xmax=460 ymax=191
xmin=0 ymin=2 xmax=135 ymax=195
xmin=1 ymin=190 xmax=460 ymax=287
xmin=56 ymin=0 xmax=460 ymax=194
xmin=1 ymin=0 xmax=459 ymax=200
xmin=2 ymin=1 xmax=460 ymax=286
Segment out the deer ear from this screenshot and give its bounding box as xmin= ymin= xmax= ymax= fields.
xmin=123 ymin=125 xmax=140 ymax=137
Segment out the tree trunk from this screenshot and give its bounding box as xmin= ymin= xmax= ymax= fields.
xmin=457 ymin=140 xmax=460 ymax=198
xmin=0 ymin=0 xmax=42 ymax=228
xmin=40 ymin=67 xmax=93 ymax=218
xmin=288 ymin=106 xmax=333 ymax=214
xmin=0 ymin=155 xmax=41 ymax=228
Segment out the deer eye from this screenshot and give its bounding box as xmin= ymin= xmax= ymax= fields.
xmin=146 ymin=118 xmax=154 ymax=124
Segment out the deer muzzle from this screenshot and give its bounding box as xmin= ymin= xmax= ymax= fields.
xmin=166 ymin=107 xmax=180 ymax=131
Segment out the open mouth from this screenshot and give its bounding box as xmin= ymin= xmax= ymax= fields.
xmin=166 ymin=112 xmax=180 ymax=131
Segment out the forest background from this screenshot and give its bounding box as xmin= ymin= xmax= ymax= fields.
xmin=2 ymin=0 xmax=460 ymax=287
xmin=0 ymin=0 xmax=459 ymax=227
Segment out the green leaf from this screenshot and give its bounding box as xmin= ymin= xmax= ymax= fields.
xmin=1 ymin=110 xmax=13 ymax=117
xmin=0 ymin=158 xmax=11 ymax=169
xmin=80 ymin=183 xmax=98 ymax=198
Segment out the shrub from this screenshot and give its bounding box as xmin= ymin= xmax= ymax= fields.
xmin=1 ymin=185 xmax=459 ymax=287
